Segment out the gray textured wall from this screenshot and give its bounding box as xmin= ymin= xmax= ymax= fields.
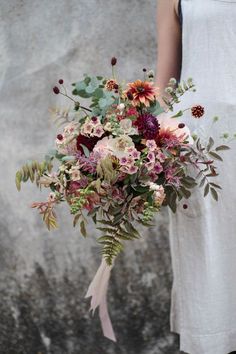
xmin=0 ymin=0 xmax=180 ymax=353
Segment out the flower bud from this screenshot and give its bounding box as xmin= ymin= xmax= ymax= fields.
xmin=111 ymin=57 xmax=117 ymax=66
xmin=53 ymin=86 xmax=60 ymax=94
xmin=178 ymin=123 xmax=185 ymax=129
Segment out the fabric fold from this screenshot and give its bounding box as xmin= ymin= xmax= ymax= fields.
xmin=85 ymin=257 xmax=116 ymax=342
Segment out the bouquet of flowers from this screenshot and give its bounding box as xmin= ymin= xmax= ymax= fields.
xmin=15 ymin=58 xmax=229 ymax=341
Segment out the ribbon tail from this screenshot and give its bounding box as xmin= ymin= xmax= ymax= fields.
xmin=85 ymin=258 xmax=116 ymax=342
xmin=99 ymin=291 xmax=116 ymax=342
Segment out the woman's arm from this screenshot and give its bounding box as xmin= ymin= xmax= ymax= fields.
xmin=156 ymin=0 xmax=182 ymax=96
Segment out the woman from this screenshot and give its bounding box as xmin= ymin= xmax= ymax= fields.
xmin=157 ymin=1 xmax=236 ymax=354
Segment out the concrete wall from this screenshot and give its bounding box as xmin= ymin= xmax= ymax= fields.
xmin=0 ymin=0 xmax=180 ymax=353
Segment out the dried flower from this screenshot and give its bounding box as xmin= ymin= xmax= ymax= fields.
xmin=105 ymin=79 xmax=118 ymax=91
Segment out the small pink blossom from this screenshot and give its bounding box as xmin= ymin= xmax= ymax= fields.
xmin=131 ymin=150 xmax=141 ymax=159
xmin=145 ymin=161 xmax=155 ymax=171
xmin=147 ymin=151 xmax=155 ymax=162
xmin=120 ymin=156 xmax=128 ymax=165
xmin=153 ymin=163 xmax=163 ymax=174
xmin=93 ymin=125 xmax=104 ymax=138
xmin=146 ymin=140 xmax=157 ymax=151
xmin=128 ymin=165 xmax=138 ymax=174
xmin=127 ymin=156 xmax=135 ymax=165
xmin=156 ymin=151 xmax=166 ymax=163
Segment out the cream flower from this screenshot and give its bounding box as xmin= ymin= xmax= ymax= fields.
xmin=119 ymin=119 xmax=138 ymax=135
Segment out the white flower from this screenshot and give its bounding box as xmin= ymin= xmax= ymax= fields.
xmin=119 ymin=119 xmax=138 ymax=135
xmin=153 ymin=185 xmax=166 ymax=206
xmin=104 ymin=122 xmax=113 ymax=132
xmin=118 ymin=103 xmax=125 ymax=111
xmin=93 ymin=135 xmax=135 ymax=159
xmin=81 ymin=122 xmax=93 ymax=135
xmin=63 ymin=122 xmax=79 ymax=135
xmin=68 ymin=164 xmax=81 ymax=181
xmin=110 ymin=135 xmax=135 ymax=158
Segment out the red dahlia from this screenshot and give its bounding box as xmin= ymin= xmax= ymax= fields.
xmin=135 ymin=113 xmax=160 ymax=139
xmin=76 ymin=135 xmax=99 ymax=153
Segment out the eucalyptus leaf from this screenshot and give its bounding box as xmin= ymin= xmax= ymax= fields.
xmin=79 ymin=144 xmax=90 ymax=158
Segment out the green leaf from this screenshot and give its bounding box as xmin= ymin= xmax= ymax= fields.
xmin=168 ymin=191 xmax=177 ymax=213
xmin=199 ymin=176 xmax=206 ymax=187
xmin=171 ymin=110 xmax=183 ymax=118
xmin=207 ymin=137 xmax=214 ymax=152
xmin=204 ymin=183 xmax=210 ymax=197
xmin=208 ymin=151 xmax=223 ymax=161
xmin=97 ymin=227 xmax=116 ymax=234
xmin=210 ymin=187 xmax=218 ymax=201
xmin=61 ymin=156 xmax=76 ymax=162
xmin=209 ymin=182 xmax=222 ymax=190
xmin=79 ymin=144 xmax=90 ymax=158
xmin=73 ymin=214 xmax=81 ymax=227
xmin=215 ymin=145 xmax=230 ymax=151
xmin=80 ymin=220 xmax=87 ymax=237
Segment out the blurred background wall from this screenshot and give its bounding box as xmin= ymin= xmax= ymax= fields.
xmin=0 ymin=0 xmax=181 ymax=353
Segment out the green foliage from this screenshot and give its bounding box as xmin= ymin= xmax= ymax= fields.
xmin=162 ymin=78 xmax=195 ymax=111
xmin=97 ymin=218 xmax=140 ymax=266
xmin=15 ymin=160 xmax=53 ymax=191
xmin=96 ymin=156 xmax=118 ymax=183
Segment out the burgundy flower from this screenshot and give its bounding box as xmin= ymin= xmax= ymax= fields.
xmin=135 ymin=113 xmax=160 ymax=139
xmin=191 ymin=105 xmax=205 ymax=118
xmin=58 ymin=79 xmax=64 ymax=84
xmin=76 ymin=134 xmax=99 ymax=153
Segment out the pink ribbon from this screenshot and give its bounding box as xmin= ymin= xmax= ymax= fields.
xmin=85 ymin=258 xmax=116 ymax=342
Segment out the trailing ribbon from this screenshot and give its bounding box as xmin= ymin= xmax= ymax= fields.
xmin=85 ymin=257 xmax=116 ymax=342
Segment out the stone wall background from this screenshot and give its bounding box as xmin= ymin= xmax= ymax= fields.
xmin=0 ymin=0 xmax=180 ymax=353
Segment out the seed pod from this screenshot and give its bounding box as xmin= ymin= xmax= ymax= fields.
xmin=28 ymin=164 xmax=34 ymax=182
xmin=15 ymin=171 xmax=22 ymax=191
xmin=22 ymin=165 xmax=29 ymax=182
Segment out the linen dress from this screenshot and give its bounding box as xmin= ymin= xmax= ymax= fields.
xmin=168 ymin=1 xmax=236 ymax=353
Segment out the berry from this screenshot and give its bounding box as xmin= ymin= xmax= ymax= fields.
xmin=183 ymin=204 xmax=188 ymax=209
xmin=178 ymin=123 xmax=185 ymax=129
xmin=53 ymin=86 xmax=60 ymax=94
xmin=57 ymin=134 xmax=63 ymax=141
xmin=191 ymin=105 xmax=205 ymax=118
xmin=58 ymin=79 xmax=64 ymax=84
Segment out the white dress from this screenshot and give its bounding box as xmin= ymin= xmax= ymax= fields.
xmin=169 ymin=1 xmax=236 ymax=353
